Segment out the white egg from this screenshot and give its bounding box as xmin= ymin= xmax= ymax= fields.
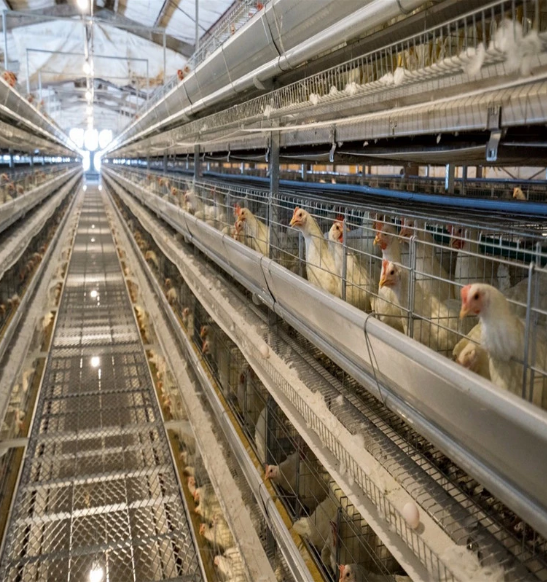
xmin=402 ymin=502 xmax=420 ymax=529
xmin=259 ymin=343 xmax=270 ymax=359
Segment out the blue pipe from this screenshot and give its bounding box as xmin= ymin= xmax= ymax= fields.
xmin=203 ymin=171 xmax=547 ymax=217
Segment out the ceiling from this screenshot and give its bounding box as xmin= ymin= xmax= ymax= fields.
xmin=0 ymin=0 xmax=234 ymax=135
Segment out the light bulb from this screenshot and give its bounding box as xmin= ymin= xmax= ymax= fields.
xmin=90 ymin=290 xmax=98 ymax=298
xmin=77 ymin=0 xmax=89 ymax=10
xmin=85 ymin=90 xmax=92 ymax=102
xmin=83 ymin=61 xmax=91 ymax=75
xmin=90 ymin=356 xmax=100 ymax=368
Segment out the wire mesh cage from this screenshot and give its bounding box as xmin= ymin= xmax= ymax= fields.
xmin=114 ymin=166 xmax=547 ymax=413
xmin=113 ymin=192 xmax=421 ymax=582
xmin=107 ymin=169 xmax=547 ymax=582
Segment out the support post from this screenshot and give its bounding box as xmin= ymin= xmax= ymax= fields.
xmin=461 ymin=165 xmax=468 ymax=196
xmin=163 ymin=32 xmax=166 ymax=86
xmin=360 ymin=164 xmax=365 ymax=186
xmin=269 ymin=128 xmax=280 ymax=261
xmin=9 ymin=148 xmax=13 ymax=168
xmin=195 ymin=0 xmax=200 ymax=51
xmin=163 ymin=152 xmax=167 ymax=172
xmin=194 ymin=144 xmax=201 ymax=180
xmin=26 ymin=49 xmax=30 ymax=95
xmin=445 ymin=163 xmax=455 ymax=195
xmin=2 ymin=11 xmax=7 ymax=70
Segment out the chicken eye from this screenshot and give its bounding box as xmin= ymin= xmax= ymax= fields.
xmin=474 ymin=292 xmax=479 ymax=300
xmin=390 ymin=270 xmax=394 ymax=275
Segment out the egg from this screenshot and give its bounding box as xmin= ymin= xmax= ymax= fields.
xmin=402 ymin=502 xmax=420 ymax=529
xmin=259 ymin=343 xmax=270 ymax=359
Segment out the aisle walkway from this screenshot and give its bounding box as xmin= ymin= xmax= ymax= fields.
xmin=0 ymin=187 xmax=204 ymax=582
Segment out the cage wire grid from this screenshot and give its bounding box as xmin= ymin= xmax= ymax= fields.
xmin=0 ymin=189 xmax=204 ymax=582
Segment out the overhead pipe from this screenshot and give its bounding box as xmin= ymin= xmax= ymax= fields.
xmin=107 ymin=0 xmax=425 ymax=153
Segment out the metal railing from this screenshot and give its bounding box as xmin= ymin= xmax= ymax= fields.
xmin=0 ymin=164 xmax=77 ymax=207
xmin=136 ymin=0 xmax=267 ymax=119
xmin=128 ymin=0 xmax=547 ymax=152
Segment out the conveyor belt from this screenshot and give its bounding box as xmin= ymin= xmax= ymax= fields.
xmin=0 ymin=187 xmax=204 ymax=582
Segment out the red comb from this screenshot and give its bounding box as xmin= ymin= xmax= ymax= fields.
xmin=461 ymin=285 xmax=471 ymax=304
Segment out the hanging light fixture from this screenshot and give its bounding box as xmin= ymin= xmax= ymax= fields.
xmin=83 ymin=60 xmax=93 ymax=75
xmin=77 ymin=0 xmax=89 ymax=10
xmin=85 ymin=89 xmax=92 ymax=102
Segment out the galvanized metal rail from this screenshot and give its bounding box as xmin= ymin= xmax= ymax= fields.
xmin=0 ymin=186 xmax=205 ymax=582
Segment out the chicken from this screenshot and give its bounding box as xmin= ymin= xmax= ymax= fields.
xmin=338 ymin=564 xmax=409 ymax=582
xmin=456 ymin=342 xmax=491 ymax=380
xmin=195 ymin=489 xmax=223 ymax=521
xmin=236 ymin=365 xmax=262 ymax=427
xmin=234 ymin=204 xmax=269 ymax=255
xmin=449 ymin=226 xmax=498 ymax=287
xmin=381 ymin=261 xmax=474 ymax=353
xmin=400 ymin=219 xmax=453 ymax=302
xmin=265 ymin=450 xmax=327 ymax=511
xmin=214 ymin=548 xmax=245 ymax=582
xmin=373 ymin=221 xmax=403 ymax=264
xmin=293 ymin=493 xmax=338 ymax=548
xmin=181 ymin=306 xmax=194 ymax=336
xmin=373 ymin=222 xmax=408 ymax=326
xmin=290 ymin=207 xmax=340 ymax=297
xmin=460 ymin=283 xmax=547 ymax=407
xmin=328 ymin=221 xmax=373 ymax=311
xmin=200 ymin=515 xmax=234 ymax=551
xmin=513 ymin=187 xmax=526 ymax=201
xmin=145 ymin=250 xmax=159 ymax=271
xmin=255 ymin=406 xmax=267 ymax=464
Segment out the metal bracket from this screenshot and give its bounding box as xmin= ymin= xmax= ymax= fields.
xmin=486 ymin=105 xmax=502 ymax=162
xmin=486 ymin=130 xmax=502 ymax=162
xmin=329 ymin=127 xmax=337 ymax=163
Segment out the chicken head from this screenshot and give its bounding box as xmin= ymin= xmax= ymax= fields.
xmin=379 ymin=260 xmax=399 ymax=288
xmin=329 ymin=220 xmax=344 ymax=243
xmin=264 ymin=464 xmax=279 ymax=480
xmin=460 ymin=284 xmax=488 ymax=318
xmin=289 ymin=207 xmax=308 ymax=228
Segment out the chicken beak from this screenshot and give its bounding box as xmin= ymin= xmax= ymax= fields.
xmin=459 ymin=304 xmax=470 ymax=319
xmin=373 ymin=234 xmax=380 ymax=246
xmin=289 ymin=217 xmax=298 ymax=227
xmin=379 ymin=275 xmax=386 ymax=288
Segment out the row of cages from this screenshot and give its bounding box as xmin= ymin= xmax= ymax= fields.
xmin=120 ymin=158 xmax=547 ymax=202
xmin=115 ymin=0 xmax=547 ymax=163
xmin=0 ymin=192 xmax=72 ymax=342
xmin=109 ymin=184 xmax=547 ymax=582
xmin=114 ymin=167 xmax=547 ymax=413
xmin=111 ymin=191 xmax=412 ymax=582
xmin=0 ymin=188 xmax=76 ymax=547
xmin=110 ymin=198 xmax=295 ymax=582
xmin=0 ymin=164 xmax=77 ymax=205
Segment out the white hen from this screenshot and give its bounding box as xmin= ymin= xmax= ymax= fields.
xmin=234 ymin=204 xmax=269 ymax=255
xmin=265 ymin=450 xmax=327 ymax=511
xmin=293 ymin=494 xmax=338 ymax=548
xmin=460 ymin=283 xmax=547 ymax=408
xmin=449 ymin=226 xmax=498 ymax=287
xmin=381 ymin=261 xmax=474 ymax=353
xmin=328 ymin=221 xmax=373 ymax=311
xmin=338 ymin=563 xmax=409 ymax=582
xmin=400 ymin=219 xmax=453 ymax=302
xmin=290 ymin=207 xmax=340 ymax=297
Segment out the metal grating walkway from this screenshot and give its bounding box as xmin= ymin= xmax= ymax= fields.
xmin=0 ymin=188 xmax=204 ymax=582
